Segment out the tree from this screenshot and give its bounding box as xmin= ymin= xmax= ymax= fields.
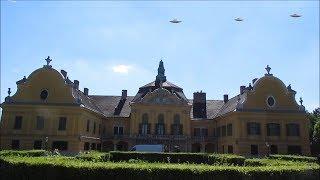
xmin=309 ymin=107 xmax=320 ymax=156
xmin=313 ymin=120 xmax=320 ymax=144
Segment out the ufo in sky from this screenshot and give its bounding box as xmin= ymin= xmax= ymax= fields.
xmin=170 ymin=18 xmax=182 ymax=23
xmin=234 ymin=17 xmax=243 ymax=21
xmin=290 ymin=14 xmax=301 ymax=18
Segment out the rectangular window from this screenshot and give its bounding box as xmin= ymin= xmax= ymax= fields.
xmin=156 ymin=124 xmax=165 ymax=135
xmin=251 ymin=145 xmax=258 ymax=155
xmin=34 ymin=140 xmax=42 ymax=149
xmin=114 ymin=126 xmax=118 ymax=135
xmin=228 ymin=145 xmax=233 ymax=153
xmin=270 ymin=145 xmax=278 ymax=154
xmin=11 ymin=140 xmax=20 ymax=150
xmin=97 ymin=143 xmax=101 ymax=151
xmin=58 ymin=117 xmax=67 ymax=131
xmin=118 ymin=127 xmax=123 ymax=135
xmin=86 ymin=120 xmax=90 ymax=132
xmin=93 ymin=122 xmax=96 ymax=134
xmin=222 ymin=125 xmax=226 ymax=137
xmin=287 ymin=145 xmax=302 ymax=155
xmin=142 ymin=124 xmax=148 ymax=134
xmin=84 ymin=142 xmax=90 ymax=151
xmin=194 ymin=128 xmax=201 ymax=136
xmin=227 ymin=124 xmax=232 ymax=136
xmin=103 ymin=126 xmax=106 ymax=135
xmin=194 ymin=128 xmax=208 ymax=137
xmin=267 ymin=123 xmax=280 ymax=136
xmin=114 ymin=126 xmax=124 ymax=135
xmin=91 ymin=143 xmax=96 ymax=150
xmin=247 ymin=122 xmax=261 ymax=135
xmin=217 ymin=127 xmax=221 ymax=137
xmin=172 ymin=124 xmax=183 ymax=135
xmin=36 ymin=116 xmax=44 ymax=130
xmin=286 ymin=123 xmax=300 ymax=136
xmin=52 ymin=141 xmax=68 ymax=151
xmin=201 ymin=128 xmax=208 ymax=137
xmin=98 ymin=124 xmax=101 ymax=135
xmin=14 ymin=116 xmax=22 ymax=129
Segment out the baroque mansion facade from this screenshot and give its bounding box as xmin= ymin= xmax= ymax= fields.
xmin=0 ymin=57 xmax=310 ymax=155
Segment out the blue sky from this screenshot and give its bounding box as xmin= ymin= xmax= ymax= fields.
xmin=1 ymin=1 xmax=319 ymax=112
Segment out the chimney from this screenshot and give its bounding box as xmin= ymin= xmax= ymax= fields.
xmin=240 ymin=85 xmax=246 ymax=94
xmin=74 ymin=80 xmax=79 ymax=90
xmin=252 ymin=78 xmax=258 ymax=85
xmin=84 ymin=88 xmax=89 ymax=96
xmin=121 ymin=90 xmax=127 ymax=100
xmin=193 ymin=91 xmax=207 ymax=118
xmin=61 ymin=70 xmax=67 ymax=79
xmin=223 ymin=94 xmax=229 ymax=103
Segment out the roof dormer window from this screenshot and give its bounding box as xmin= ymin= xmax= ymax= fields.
xmin=40 ymin=90 xmax=48 ymax=100
xmin=267 ymin=96 xmax=275 ymax=107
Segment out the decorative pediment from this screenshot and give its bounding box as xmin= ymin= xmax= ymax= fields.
xmin=241 ymin=75 xmax=301 ymax=111
xmin=139 ymin=88 xmax=188 ymax=105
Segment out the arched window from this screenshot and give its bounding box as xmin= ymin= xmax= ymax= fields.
xmin=158 ymin=114 xmax=164 ymax=124
xmin=140 ymin=113 xmax=149 ymax=135
xmin=156 ymin=114 xmax=165 ymax=135
xmin=174 ymin=114 xmax=180 ymax=124
xmin=142 ymin=113 xmax=148 ymax=124
xmin=172 ymin=114 xmax=182 ymax=135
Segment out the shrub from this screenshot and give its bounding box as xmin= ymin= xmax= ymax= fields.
xmin=0 ymin=156 xmax=319 ymax=180
xmin=76 ymin=151 xmax=109 ymax=162
xmin=109 ymin=151 xmax=245 ymax=165
xmin=208 ymin=154 xmax=245 ymax=166
xmin=0 ymin=150 xmax=47 ymax=157
xmin=269 ymin=154 xmax=317 ymax=163
xmin=244 ymin=159 xmax=265 ymax=166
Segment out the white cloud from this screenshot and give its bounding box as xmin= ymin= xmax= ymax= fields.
xmin=112 ymin=65 xmax=132 ymax=74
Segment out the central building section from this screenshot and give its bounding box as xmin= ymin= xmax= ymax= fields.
xmin=129 ymin=60 xmax=192 ymax=151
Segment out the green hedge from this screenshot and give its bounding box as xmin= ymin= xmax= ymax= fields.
xmin=75 ymin=151 xmax=109 ymax=162
xmin=109 ymin=151 xmax=246 ymax=165
xmin=0 ymin=150 xmax=47 ymax=157
xmin=0 ymin=156 xmax=319 ymax=180
xmin=244 ymin=159 xmax=265 ymax=166
xmin=269 ymin=155 xmax=317 ymax=163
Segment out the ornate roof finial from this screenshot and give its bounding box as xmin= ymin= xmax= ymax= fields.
xmin=299 ymin=97 xmax=303 ymax=106
xmin=265 ymin=65 xmax=271 ymax=74
xmin=45 ymin=56 xmax=52 ymax=65
xmin=7 ymin=88 xmax=11 ymax=96
xmin=287 ymin=84 xmax=292 ymax=90
xmin=44 ymin=56 xmax=52 ymax=68
xmin=156 ymin=59 xmax=167 ymax=85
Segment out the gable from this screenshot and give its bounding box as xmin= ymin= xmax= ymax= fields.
xmin=139 ymin=88 xmax=189 ymax=106
xmin=241 ymin=75 xmax=300 ymax=111
xmin=10 ymin=67 xmax=75 ymax=104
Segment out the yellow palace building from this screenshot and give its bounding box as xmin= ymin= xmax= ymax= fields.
xmin=0 ymin=57 xmax=310 ymax=155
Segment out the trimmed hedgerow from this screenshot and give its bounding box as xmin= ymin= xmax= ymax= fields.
xmin=0 ymin=156 xmax=319 ymax=180
xmin=244 ymin=159 xmax=266 ymax=166
xmin=75 ymin=151 xmax=109 ymax=162
xmin=269 ymin=154 xmax=317 ymax=163
xmin=109 ymin=151 xmax=245 ymax=165
xmin=0 ymin=150 xmax=47 ymax=157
